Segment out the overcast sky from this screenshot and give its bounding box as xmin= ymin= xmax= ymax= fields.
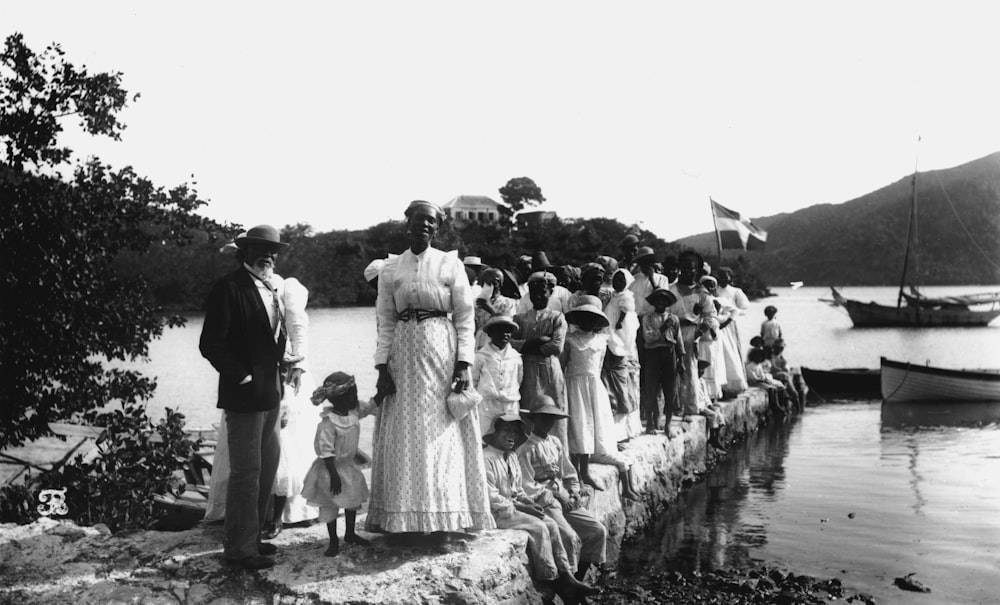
xmin=7 ymin=1 xmax=1000 ymax=241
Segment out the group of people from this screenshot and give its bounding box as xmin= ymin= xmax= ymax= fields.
xmin=197 ymin=201 xmax=778 ymax=600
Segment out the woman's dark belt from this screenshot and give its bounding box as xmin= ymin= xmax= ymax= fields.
xmin=397 ymin=307 xmax=448 ymax=322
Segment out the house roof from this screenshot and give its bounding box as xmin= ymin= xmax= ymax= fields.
xmin=443 ymin=195 xmax=500 ymax=210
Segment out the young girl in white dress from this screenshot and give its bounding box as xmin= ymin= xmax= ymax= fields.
xmin=303 ymin=372 xmax=376 ymax=557
xmin=562 ymin=295 xmax=639 ymax=501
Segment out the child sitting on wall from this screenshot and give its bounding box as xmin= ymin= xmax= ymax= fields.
xmin=482 ymin=413 xmax=597 ymax=603
xmin=746 ymin=348 xmax=789 ymax=415
xmin=519 ymin=397 xmax=609 ymax=585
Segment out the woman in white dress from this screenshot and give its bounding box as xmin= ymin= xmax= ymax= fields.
xmin=368 ymin=200 xmax=494 ymax=539
xmin=715 ymin=267 xmax=749 ymax=396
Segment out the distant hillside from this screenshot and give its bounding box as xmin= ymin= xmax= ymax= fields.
xmin=675 ymin=152 xmax=1000 ymax=286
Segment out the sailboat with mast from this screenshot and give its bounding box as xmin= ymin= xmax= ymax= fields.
xmin=830 ymin=159 xmax=1000 ymax=327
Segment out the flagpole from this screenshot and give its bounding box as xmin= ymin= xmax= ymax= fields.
xmin=710 ymin=197 xmax=724 ymax=271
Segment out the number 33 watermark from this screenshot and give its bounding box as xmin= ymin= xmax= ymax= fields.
xmin=37 ymin=488 xmax=69 ymax=516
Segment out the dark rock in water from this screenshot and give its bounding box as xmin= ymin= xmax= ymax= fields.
xmin=894 ymin=572 xmax=931 ymax=592
xmin=591 ymin=564 xmax=876 ymax=605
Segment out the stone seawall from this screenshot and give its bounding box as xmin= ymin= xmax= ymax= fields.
xmin=0 ymin=389 xmax=770 ymax=605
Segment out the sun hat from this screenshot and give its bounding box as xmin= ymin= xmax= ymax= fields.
xmin=565 ymin=295 xmax=610 ymax=328
xmin=524 ymin=395 xmax=569 ymax=419
xmin=364 ymin=259 xmax=386 ymax=283
xmin=236 ymin=225 xmax=288 ymax=248
xmin=699 ymin=275 xmax=718 ymax=288
xmin=646 ymin=287 xmax=677 ymax=306
xmin=481 ymin=411 xmax=531 ymax=442
xmin=633 ymin=246 xmax=656 ymax=264
xmin=463 ymin=256 xmax=484 ymax=269
xmin=484 ymin=314 xmax=518 ymax=331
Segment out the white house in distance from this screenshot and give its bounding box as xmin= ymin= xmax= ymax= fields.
xmin=442 ymin=195 xmax=501 ymax=225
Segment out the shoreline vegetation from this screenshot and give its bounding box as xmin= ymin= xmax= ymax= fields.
xmin=128 ymin=215 xmax=775 ymax=315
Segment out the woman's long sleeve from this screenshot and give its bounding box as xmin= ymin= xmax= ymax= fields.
xmin=374 ymin=258 xmax=399 ymax=365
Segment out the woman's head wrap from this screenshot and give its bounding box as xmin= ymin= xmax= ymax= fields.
xmin=404 ymin=200 xmax=445 ymax=222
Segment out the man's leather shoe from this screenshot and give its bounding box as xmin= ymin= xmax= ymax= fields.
xmin=225 ymin=555 xmax=274 ymax=570
xmin=257 ymin=542 xmax=278 ymax=556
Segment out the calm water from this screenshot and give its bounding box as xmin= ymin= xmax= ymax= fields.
xmin=127 ymin=285 xmax=1000 ymax=603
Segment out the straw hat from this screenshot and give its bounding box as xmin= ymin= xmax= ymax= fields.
xmin=463 ymin=256 xmax=484 ymax=269
xmin=524 ymin=395 xmax=569 ymax=419
xmin=565 ymin=295 xmax=610 ymax=328
xmin=484 ymin=315 xmax=517 ymax=331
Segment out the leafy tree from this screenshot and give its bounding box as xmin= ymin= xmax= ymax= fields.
xmin=0 ymin=33 xmax=224 ymax=472
xmin=498 ymin=176 xmax=546 ymax=215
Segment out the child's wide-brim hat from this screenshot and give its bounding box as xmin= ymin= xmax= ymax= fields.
xmin=482 ymin=411 xmax=531 ymax=442
xmin=525 ymin=403 xmax=569 ymax=419
xmin=484 ymin=314 xmax=517 ymax=331
xmin=646 ymin=287 xmax=677 ymax=306
xmin=565 ymin=297 xmax=610 ymax=328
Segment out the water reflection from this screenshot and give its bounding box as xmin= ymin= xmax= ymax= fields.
xmin=881 ymin=400 xmax=1000 ymax=428
xmin=620 ymin=418 xmax=795 ymax=575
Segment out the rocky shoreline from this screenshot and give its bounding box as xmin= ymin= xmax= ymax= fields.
xmin=2 ymin=388 xmax=784 ymax=604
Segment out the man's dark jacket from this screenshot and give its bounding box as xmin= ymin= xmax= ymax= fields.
xmin=200 ymin=269 xmax=286 ymax=412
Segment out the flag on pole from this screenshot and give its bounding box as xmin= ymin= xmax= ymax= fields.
xmin=711 ymin=199 xmax=767 ymax=251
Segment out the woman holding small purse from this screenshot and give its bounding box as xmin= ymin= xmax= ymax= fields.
xmin=368 ymin=200 xmax=494 ymax=541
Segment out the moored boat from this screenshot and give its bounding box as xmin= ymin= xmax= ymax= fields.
xmin=829 ymin=155 xmax=1000 ymax=328
xmin=801 ymin=366 xmax=881 ymax=398
xmin=880 ymin=357 xmax=1000 ymax=402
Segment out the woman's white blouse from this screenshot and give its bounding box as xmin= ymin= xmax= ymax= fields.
xmin=374 ymin=247 xmax=475 ymax=365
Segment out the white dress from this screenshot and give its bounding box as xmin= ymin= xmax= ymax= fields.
xmin=301 ymin=400 xmax=376 ymax=519
xmin=367 ymin=247 xmax=494 ymax=533
xmin=562 ymin=331 xmax=618 ymax=457
xmin=716 ymin=284 xmax=750 ymax=393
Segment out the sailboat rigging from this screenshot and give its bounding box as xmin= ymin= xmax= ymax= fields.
xmin=831 ymin=154 xmax=1000 ymax=327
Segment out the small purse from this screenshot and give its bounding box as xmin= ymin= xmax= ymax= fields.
xmin=446 ymin=387 xmax=483 ymax=421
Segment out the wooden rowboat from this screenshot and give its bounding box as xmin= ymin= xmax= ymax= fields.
xmin=801 ymin=367 xmax=881 ymax=398
xmin=880 ymin=357 xmax=1000 ymax=402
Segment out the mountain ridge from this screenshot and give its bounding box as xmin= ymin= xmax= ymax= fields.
xmin=675 ymin=152 xmax=1000 ymax=286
